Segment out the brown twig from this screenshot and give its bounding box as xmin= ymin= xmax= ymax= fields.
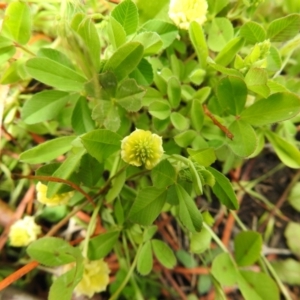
xmin=203 ymin=105 xmax=234 ymax=140
xmin=162 ymin=268 xmax=187 ymax=300
xmin=12 ymin=174 xmax=96 ymax=208
xmin=0 ymin=261 xmax=39 ymax=291
xmin=258 ymin=169 xmax=300 ymax=232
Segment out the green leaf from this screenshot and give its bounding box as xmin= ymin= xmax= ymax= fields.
xmin=26 ymin=58 xmax=86 ymax=92
xmin=265 ymin=130 xmax=300 ymax=169
xmin=209 ymin=63 xmax=243 ymax=78
xmin=207 ymin=0 xmax=229 ymax=15
xmin=284 ymin=222 xmax=300 ymax=256
xmin=135 ymin=0 xmax=169 ymax=23
xmin=267 ymin=46 xmax=282 ymax=73
xmin=149 ymin=100 xmax=171 ymax=120
xmin=47 ymin=148 xmax=85 ymax=197
xmin=98 ymin=72 xmax=118 ymax=99
xmin=143 ymin=226 xmax=158 ymax=242
xmin=0 ymin=45 xmax=16 ymax=65
xmin=140 ymin=20 xmax=178 ymax=49
xmin=188 ymin=161 xmax=203 ymax=195
xmin=151 ymin=159 xmax=176 ymax=188
xmin=234 ymin=231 xmax=262 ymax=267
xmin=39 ymin=205 xmax=68 ymax=223
xmin=133 ymin=32 xmax=163 ymax=56
xmin=137 ymin=241 xmax=153 ymax=275
xmin=190 ymin=227 xmax=212 ymax=254
xmin=116 ymin=78 xmax=145 ymax=111
xmin=71 ymin=13 xmax=101 ymax=70
xmin=237 ymin=271 xmax=279 ymax=300
xmin=245 ymin=68 xmax=270 ymax=98
xmin=267 ymin=14 xmax=300 ymax=42
xmin=170 ymin=112 xmax=190 ymax=131
xmin=38 ymin=48 xmax=75 ymax=70
xmin=27 ymin=237 xmax=82 ymax=266
xmin=78 ymin=154 xmax=104 ymax=187
xmin=2 ymin=2 xmax=31 ymax=45
xmin=49 ymin=265 xmax=83 ymax=300
xmin=207 ymin=167 xmax=238 ymax=210
xmin=190 ymin=99 xmax=204 ymax=131
xmin=215 ymin=37 xmax=245 ymax=67
xmin=0 ymin=59 xmax=22 ymax=84
xmin=208 ymin=18 xmax=234 ymax=52
xmin=71 ymin=96 xmax=95 ymax=135
xmin=176 ymin=184 xmax=203 ymax=233
xmin=81 ymin=129 xmax=121 ymax=163
xmin=92 ymin=101 xmax=120 ymax=132
xmin=103 ymin=42 xmax=144 ymax=81
xmin=129 ymin=58 xmax=153 ymax=86
xmin=128 ymin=187 xmax=167 ymax=225
xmin=111 ymin=0 xmax=138 ymax=35
xmin=176 ymin=249 xmax=197 ymax=268
xmin=20 ymin=136 xmax=76 ymax=164
xmin=187 ymin=148 xmax=216 ymax=167
xmin=189 ymin=21 xmax=208 ymax=68
xmin=106 ymin=168 xmax=126 ymax=203
xmin=216 ymin=76 xmax=247 ymax=115
xmin=174 ymin=130 xmax=197 ymax=148
xmin=240 ymin=21 xmax=267 ymax=44
xmin=288 ymin=182 xmax=300 ymax=212
xmin=107 ymin=16 xmax=126 ymax=49
xmin=272 ymin=259 xmax=300 ymax=285
xmin=88 ymin=230 xmax=120 ymax=260
xmin=240 ymin=92 xmax=300 ymax=126
xmin=167 ymin=76 xmax=181 ymax=109
xmin=152 ymin=239 xmax=176 ymax=269
xmin=226 ymin=120 xmax=257 ymax=157
xmin=21 ymin=91 xmax=76 ymax=124
xmin=211 ymin=253 xmax=239 ymax=286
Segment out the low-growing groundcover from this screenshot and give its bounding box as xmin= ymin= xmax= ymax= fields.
xmin=1 ymin=0 xmax=300 ymax=299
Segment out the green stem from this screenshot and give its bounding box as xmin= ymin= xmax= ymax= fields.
xmin=231 ymin=211 xmax=292 ymax=300
xmin=82 ymin=200 xmax=102 ymax=258
xmin=203 ymin=222 xmax=228 ymax=253
xmin=261 ymin=256 xmax=292 ymax=300
xmin=14 ymin=43 xmax=35 ymax=56
xmin=109 ymin=242 xmax=143 ymax=300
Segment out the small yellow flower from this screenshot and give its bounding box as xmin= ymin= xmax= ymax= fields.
xmin=74 ymin=259 xmax=110 ymax=298
xmin=169 ymin=0 xmax=208 ymax=30
xmin=8 ymin=216 xmax=41 ymax=247
xmin=121 ymin=129 xmax=164 ymax=170
xmin=36 ymin=182 xmax=74 ymax=207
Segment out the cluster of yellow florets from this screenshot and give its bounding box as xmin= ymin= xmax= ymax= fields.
xmin=8 ymin=216 xmax=42 ymax=247
xmin=36 ymin=182 xmax=74 ymax=207
xmin=121 ymin=129 xmax=164 ymax=170
xmin=74 ymin=259 xmax=110 ymax=298
xmin=168 ymin=0 xmax=208 ymax=30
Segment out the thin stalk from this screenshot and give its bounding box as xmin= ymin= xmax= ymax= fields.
xmin=109 ymin=242 xmax=143 ymax=300
xmin=231 ymin=211 xmax=292 ymax=300
xmin=203 ymin=222 xmax=228 ymax=253
xmin=261 ymin=256 xmax=292 ymax=300
xmin=82 ymin=200 xmax=102 ymax=257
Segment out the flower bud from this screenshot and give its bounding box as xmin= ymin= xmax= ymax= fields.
xmin=36 ymin=182 xmax=74 ymax=207
xmin=121 ymin=129 xmax=164 ymax=170
xmin=169 ymin=0 xmax=208 ymax=30
xmin=74 ymin=259 xmax=110 ymax=298
xmin=8 ymin=216 xmax=41 ymax=247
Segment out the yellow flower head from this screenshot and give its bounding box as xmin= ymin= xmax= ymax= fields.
xmin=169 ymin=0 xmax=208 ymax=30
xmin=8 ymin=216 xmax=41 ymax=247
xmin=74 ymin=259 xmax=110 ymax=298
xmin=36 ymin=182 xmax=74 ymax=207
xmin=121 ymin=129 xmax=164 ymax=170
